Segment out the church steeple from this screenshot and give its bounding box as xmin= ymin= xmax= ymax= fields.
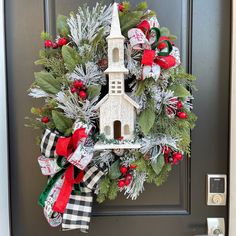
xmin=105 ymin=2 xmax=128 ymax=75
xmin=107 ymin=2 xmax=124 ymax=39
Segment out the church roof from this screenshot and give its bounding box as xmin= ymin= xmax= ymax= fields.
xmin=94 ymin=94 xmax=140 ymax=110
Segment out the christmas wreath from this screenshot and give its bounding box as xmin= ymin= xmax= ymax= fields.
xmin=26 ymin=1 xmax=197 ymax=232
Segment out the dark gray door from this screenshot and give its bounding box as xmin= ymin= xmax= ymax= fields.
xmin=5 ymin=0 xmax=231 ymax=235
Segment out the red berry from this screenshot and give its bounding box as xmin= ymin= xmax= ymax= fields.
xmin=118 ymin=3 xmax=125 ymax=12
xmin=52 ymin=42 xmax=58 ymax=49
xmin=118 ymin=179 xmax=125 ymax=188
xmin=130 ymin=164 xmax=137 ymax=169
xmin=73 ymin=80 xmax=84 ymax=88
xmin=70 ymin=87 xmax=77 ymax=93
xmin=124 ymin=179 xmax=131 ymax=186
xmin=41 ymin=116 xmax=49 ymax=123
xmin=177 ymin=111 xmax=187 ymax=119
xmin=78 ymin=90 xmax=87 ymax=100
xmin=125 ymin=174 xmax=133 ymax=182
xmin=116 ymin=136 xmax=124 ymax=141
xmin=177 ymin=101 xmax=183 ymax=109
xmin=58 ymin=37 xmax=68 ymax=47
xmin=173 ymin=152 xmax=183 ymax=161
xmin=162 ymin=146 xmax=171 ymax=155
xmin=120 ymin=166 xmax=128 ymax=174
xmin=44 ymin=40 xmax=52 ymax=48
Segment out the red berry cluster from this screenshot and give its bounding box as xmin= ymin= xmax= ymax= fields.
xmin=44 ymin=37 xmax=68 ymax=49
xmin=163 ymin=146 xmax=183 ymax=165
xmin=70 ymin=80 xmax=87 ymax=100
xmin=176 ymin=100 xmax=187 ymax=119
xmin=118 ymin=164 xmax=137 ymax=188
xmin=118 ymin=3 xmax=125 ymax=12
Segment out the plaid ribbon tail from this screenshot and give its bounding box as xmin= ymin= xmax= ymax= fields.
xmin=62 ymin=165 xmax=105 ymax=233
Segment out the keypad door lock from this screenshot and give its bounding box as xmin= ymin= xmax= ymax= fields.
xmin=206 ymin=174 xmax=227 ymax=206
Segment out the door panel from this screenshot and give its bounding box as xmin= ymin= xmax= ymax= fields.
xmin=5 ymin=0 xmax=230 ymax=235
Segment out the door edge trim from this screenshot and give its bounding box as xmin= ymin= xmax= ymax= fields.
xmin=0 ymin=0 xmax=10 ymax=235
xmin=230 ymin=0 xmax=236 ymax=235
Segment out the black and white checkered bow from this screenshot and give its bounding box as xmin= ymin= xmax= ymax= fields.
xmin=62 ymin=165 xmax=105 ymax=232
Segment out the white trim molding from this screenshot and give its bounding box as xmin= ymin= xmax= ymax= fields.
xmin=229 ymin=0 xmax=236 ymax=235
xmin=0 ymin=0 xmax=10 ymax=235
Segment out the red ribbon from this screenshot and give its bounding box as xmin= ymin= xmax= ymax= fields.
xmin=154 ymin=55 xmax=176 ymax=69
xmin=52 ymin=165 xmax=84 ymax=213
xmin=137 ymin=20 xmax=151 ymax=39
xmin=52 ymin=128 xmax=88 ymax=213
xmin=56 ymin=128 xmax=88 ymax=158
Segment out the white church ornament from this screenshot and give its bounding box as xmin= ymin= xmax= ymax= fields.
xmin=94 ymin=3 xmax=140 ymax=150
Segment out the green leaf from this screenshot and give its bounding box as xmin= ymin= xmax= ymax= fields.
xmin=151 ymin=155 xmax=165 ymax=175
xmin=138 ymin=108 xmax=156 ymax=135
xmin=135 ymin=80 xmax=146 ymax=96
xmin=108 ymin=160 xmax=121 ymax=180
xmin=169 ymin=84 xmax=190 ymax=97
xmin=160 ymin=27 xmax=170 ymax=37
xmin=34 ymin=59 xmax=47 ymax=65
xmin=87 ymin=85 xmax=101 ymax=99
xmin=57 ymin=15 xmax=70 ymax=37
xmin=61 ymin=45 xmax=79 ymax=72
xmin=34 ymin=71 xmax=61 ymax=94
xmin=51 ymin=110 xmax=73 ymax=134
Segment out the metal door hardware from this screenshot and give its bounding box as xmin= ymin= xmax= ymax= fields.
xmin=207 ymin=218 xmax=225 ymax=235
xmin=206 ymin=174 xmax=227 ymax=206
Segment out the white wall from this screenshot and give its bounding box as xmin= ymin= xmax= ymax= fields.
xmin=0 ymin=0 xmax=10 ymax=235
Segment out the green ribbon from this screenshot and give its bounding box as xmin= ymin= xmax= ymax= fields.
xmin=149 ymin=27 xmax=173 ymax=55
xmin=38 ymin=160 xmax=70 ymax=208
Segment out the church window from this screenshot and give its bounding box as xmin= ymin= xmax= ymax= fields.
xmin=112 ymin=48 xmax=119 ymax=63
xmin=124 ymin=124 xmax=130 ymax=135
xmin=104 ymin=126 xmax=111 ymax=135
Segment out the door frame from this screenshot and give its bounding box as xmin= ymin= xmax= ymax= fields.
xmin=0 ymin=0 xmax=235 ymax=235
xmin=229 ymin=0 xmax=236 ymax=235
xmin=0 ymin=0 xmax=10 ymax=235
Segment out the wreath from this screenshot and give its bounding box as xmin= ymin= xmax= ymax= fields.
xmin=26 ymin=1 xmax=197 ymax=232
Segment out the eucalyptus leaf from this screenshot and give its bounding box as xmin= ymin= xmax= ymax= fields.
xmin=57 ymin=15 xmax=70 ymax=37
xmin=34 ymin=71 xmax=61 ymax=94
xmin=135 ymin=80 xmax=146 ymax=96
xmin=108 ymin=160 xmax=121 ymax=180
xmin=34 ymin=59 xmax=47 ymax=65
xmin=61 ymin=45 xmax=79 ymax=72
xmin=138 ymin=108 xmax=155 ymax=135
xmin=151 ymin=155 xmax=165 ymax=175
xmin=87 ymin=85 xmax=101 ymax=99
xmin=169 ymin=84 xmax=190 ymax=98
xmin=51 ymin=110 xmax=73 ymax=134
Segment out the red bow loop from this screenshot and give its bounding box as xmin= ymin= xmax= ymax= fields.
xmin=56 ymin=128 xmax=88 ymax=158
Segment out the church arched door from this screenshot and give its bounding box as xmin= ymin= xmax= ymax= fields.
xmin=113 ymin=120 xmax=121 ymax=139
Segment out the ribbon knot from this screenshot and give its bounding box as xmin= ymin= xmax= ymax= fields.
xmin=128 ymin=19 xmax=177 ymax=80
xmin=56 ymin=128 xmax=88 ymax=158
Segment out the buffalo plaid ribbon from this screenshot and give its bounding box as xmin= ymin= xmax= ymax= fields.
xmin=40 ymin=129 xmax=59 ymax=158
xmin=62 ymin=165 xmax=105 ymax=232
